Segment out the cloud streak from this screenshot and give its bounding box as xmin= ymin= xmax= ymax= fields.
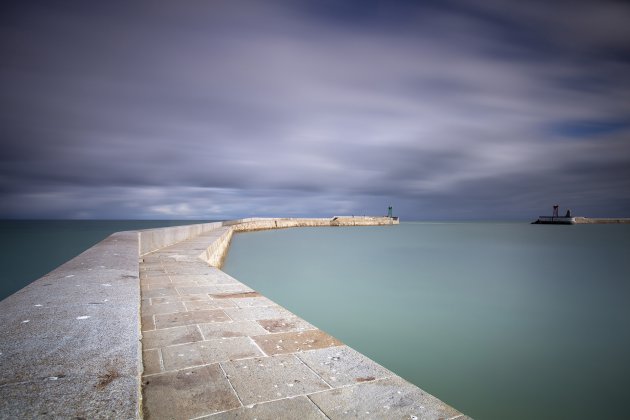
xmin=1 ymin=0 xmax=629 ymax=219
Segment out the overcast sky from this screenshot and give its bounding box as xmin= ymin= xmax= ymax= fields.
xmin=1 ymin=0 xmax=629 ymax=220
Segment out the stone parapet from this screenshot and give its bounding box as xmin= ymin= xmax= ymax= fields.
xmin=0 ymin=231 xmax=142 ymax=419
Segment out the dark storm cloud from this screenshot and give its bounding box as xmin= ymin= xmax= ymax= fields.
xmin=1 ymin=0 xmax=629 ymax=219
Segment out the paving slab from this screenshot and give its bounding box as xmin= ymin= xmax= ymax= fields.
xmin=257 ymin=317 xmax=316 ymax=333
xmin=297 ymin=345 xmax=393 ymax=387
xmin=198 ymin=320 xmax=269 ymax=339
xmin=143 ymin=364 xmax=240 ymax=420
xmin=178 ymin=285 xmax=254 ymax=297
xmin=253 ymin=329 xmax=343 ymax=355
xmin=160 ymin=337 xmax=263 ymax=371
xmin=206 ymin=396 xmax=327 ymax=419
xmin=233 ymin=296 xmax=276 ymax=308
xmin=184 ymin=299 xmax=238 ymax=311
xmin=142 ymin=325 xmax=204 ymax=350
xmin=224 ymin=306 xmax=294 ymax=321
xmin=148 ymin=281 xmax=196 ymax=289
xmin=152 ymin=295 xmax=213 ymax=304
xmin=159 ymin=265 xmax=218 ymax=275
xmin=169 ymin=274 xmax=239 ymax=285
xmin=154 ymin=309 xmax=230 ymax=329
xmin=142 ymin=288 xmax=179 ymax=299
xmin=211 ymin=291 xmax=261 ymax=299
xmin=221 ymin=354 xmax=330 ymax=405
xmin=308 ymin=376 xmax=466 ymax=420
xmin=142 ymin=315 xmax=156 ymax=331
xmin=143 ymin=349 xmax=162 ymax=375
xmin=140 ymin=275 xmax=171 ymax=285
xmin=141 ymin=301 xmax=187 ymax=316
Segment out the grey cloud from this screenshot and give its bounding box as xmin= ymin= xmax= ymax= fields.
xmin=1 ymin=0 xmax=629 ymax=219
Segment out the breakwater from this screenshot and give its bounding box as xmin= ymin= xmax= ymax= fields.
xmin=533 ymin=216 xmax=630 ymax=224
xmin=573 ymin=217 xmax=630 ymax=224
xmin=1 ymin=216 xmax=470 ymax=419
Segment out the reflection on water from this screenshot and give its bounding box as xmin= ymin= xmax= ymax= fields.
xmin=223 ymin=222 xmax=630 ymax=420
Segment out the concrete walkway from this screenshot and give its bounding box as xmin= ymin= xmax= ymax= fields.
xmin=140 ymin=227 xmax=469 ymax=419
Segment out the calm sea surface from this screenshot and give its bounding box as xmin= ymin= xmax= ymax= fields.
xmin=223 ymin=222 xmax=630 ymax=420
xmin=0 ymin=220 xmax=213 ymax=300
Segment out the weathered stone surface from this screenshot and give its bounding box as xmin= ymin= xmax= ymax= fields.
xmin=142 ymin=325 xmax=203 ymax=350
xmin=0 ymin=231 xmax=141 ymax=419
xmin=169 ymin=274 xmax=237 ymax=285
xmin=233 ymin=296 xmax=276 ymax=308
xmin=160 ymin=337 xmax=263 ymax=370
xmin=141 ymin=314 xmax=156 ymax=331
xmin=154 ymin=309 xmax=229 ymax=329
xmin=178 ymin=284 xmax=254 ymax=297
xmin=206 ymin=396 xmax=326 ymax=419
xmin=141 ymin=301 xmax=187 ymax=316
xmin=211 ymin=291 xmax=261 ymax=299
xmin=308 ymin=376 xmax=465 ymax=420
xmin=143 ymin=364 xmax=240 ymax=420
xmin=297 ymin=345 xmax=393 ymax=387
xmin=0 ymin=375 xmax=140 ymax=419
xmin=253 ymin=329 xmax=343 ymax=355
xmin=198 ymin=320 xmax=269 ymax=339
xmin=184 ymin=299 xmax=238 ymax=311
xmin=257 ymin=317 xmax=316 ymax=333
xmin=221 ymin=355 xmax=330 ymax=405
xmin=224 ymin=306 xmax=293 ymax=321
xmin=143 ymin=349 xmax=162 ymax=375
xmin=152 ymin=295 xmax=212 ymax=303
xmin=142 ymin=287 xmax=179 ymax=299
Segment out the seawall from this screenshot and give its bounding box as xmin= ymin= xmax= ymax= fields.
xmin=573 ymin=217 xmax=630 ymax=224
xmin=0 ymin=216 xmax=469 ymax=419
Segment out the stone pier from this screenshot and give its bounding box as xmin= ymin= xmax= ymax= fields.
xmin=1 ymin=216 xmax=470 ymax=419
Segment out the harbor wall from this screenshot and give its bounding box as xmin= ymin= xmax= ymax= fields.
xmin=199 ymin=225 xmax=234 ymax=268
xmin=0 ymin=216 xmax=402 ymax=419
xmin=138 ymin=221 xmax=223 ymax=256
xmin=139 ymin=216 xmax=398 ymax=262
xmin=574 ymin=217 xmax=630 ymax=224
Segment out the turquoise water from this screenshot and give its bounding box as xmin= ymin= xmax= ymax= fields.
xmin=223 ymin=222 xmax=630 ymax=420
xmin=0 ymin=220 xmax=214 ymax=300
